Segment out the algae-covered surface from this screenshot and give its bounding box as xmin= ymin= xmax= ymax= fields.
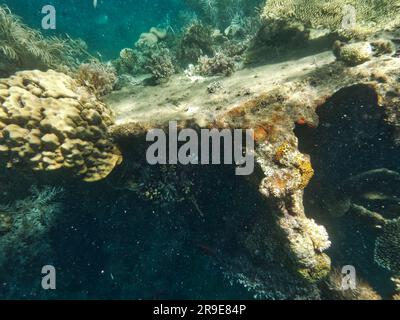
xmin=0 ymin=0 xmax=400 ymax=300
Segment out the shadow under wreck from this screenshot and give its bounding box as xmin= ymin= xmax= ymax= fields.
xmin=296 ymin=84 xmax=400 ymax=299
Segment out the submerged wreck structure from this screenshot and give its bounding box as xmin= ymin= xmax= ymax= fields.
xmin=0 ymin=1 xmax=399 ymax=299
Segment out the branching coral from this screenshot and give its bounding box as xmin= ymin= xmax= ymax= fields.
xmin=142 ymin=47 xmax=176 ymax=82
xmin=0 ymin=185 xmax=63 ymax=272
xmin=75 ymin=61 xmax=117 ymax=98
xmin=196 ymin=52 xmax=236 ymax=76
xmin=177 ymin=21 xmax=215 ymax=66
xmin=0 ymin=5 xmax=87 ymax=76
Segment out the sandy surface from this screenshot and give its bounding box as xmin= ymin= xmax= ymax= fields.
xmin=106 ymin=51 xmax=335 ymax=127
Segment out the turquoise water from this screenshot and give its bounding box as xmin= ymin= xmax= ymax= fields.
xmin=0 ymin=0 xmax=399 ymax=300
xmin=4 ymin=0 xmax=186 ymax=58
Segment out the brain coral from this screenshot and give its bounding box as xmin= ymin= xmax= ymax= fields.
xmin=0 ymin=70 xmax=122 ymax=182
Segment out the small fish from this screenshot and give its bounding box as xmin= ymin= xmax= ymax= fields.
xmin=362 ymin=192 xmax=397 ymax=201
xmin=93 ymin=0 xmax=97 ymax=9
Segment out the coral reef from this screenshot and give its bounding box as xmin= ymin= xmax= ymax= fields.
xmin=0 ymin=185 xmax=63 ymax=293
xmin=136 ymin=27 xmax=168 ymax=48
xmin=177 ymin=21 xmax=215 ymax=66
xmin=0 ymin=70 xmax=122 ymax=182
xmin=196 ymin=52 xmax=236 ymax=76
xmin=2 ymin=0 xmax=400 ymax=300
xmin=75 ymin=61 xmax=117 ymax=98
xmin=334 ymin=41 xmax=373 ymax=66
xmin=142 ymin=47 xmax=176 ymax=82
xmin=261 ymin=0 xmax=400 ymax=37
xmin=322 ymin=268 xmax=382 ymax=300
xmin=248 ymin=0 xmax=400 ymax=64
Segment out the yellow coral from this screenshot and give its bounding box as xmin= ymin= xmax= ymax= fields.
xmin=262 ymin=0 xmax=400 ymax=36
xmin=0 ymin=70 xmax=122 ymax=182
xmin=295 ymin=155 xmax=314 ymax=189
xmin=274 ymin=141 xmax=292 ymax=162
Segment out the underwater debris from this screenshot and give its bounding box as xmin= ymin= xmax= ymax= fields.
xmin=0 ymin=70 xmax=122 ymax=182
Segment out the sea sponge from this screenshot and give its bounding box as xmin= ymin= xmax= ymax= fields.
xmin=334 ymin=41 xmax=373 ymax=66
xmin=0 ymin=70 xmax=122 ymax=182
xmin=374 ymin=218 xmax=400 ymax=273
xmin=294 ymin=154 xmax=314 ymax=190
xmin=273 ymin=142 xmax=314 ymax=190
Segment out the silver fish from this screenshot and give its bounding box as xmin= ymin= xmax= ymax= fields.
xmin=93 ymin=0 xmax=97 ymax=8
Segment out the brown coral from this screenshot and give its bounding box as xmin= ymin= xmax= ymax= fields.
xmin=75 ymin=61 xmax=117 ymax=98
xmin=0 ymin=70 xmax=122 ymax=182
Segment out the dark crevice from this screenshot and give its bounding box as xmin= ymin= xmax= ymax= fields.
xmin=295 ymin=84 xmax=400 ymax=298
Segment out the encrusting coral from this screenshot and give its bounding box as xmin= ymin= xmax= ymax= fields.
xmin=0 ymin=70 xmax=122 ymax=182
